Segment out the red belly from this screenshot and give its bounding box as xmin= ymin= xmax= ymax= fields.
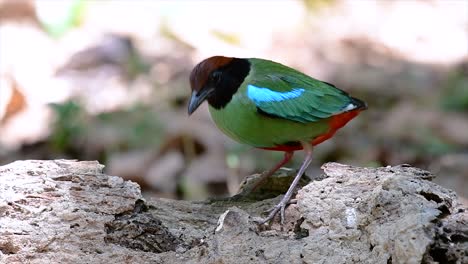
xmin=259 ymin=109 xmax=363 ymax=152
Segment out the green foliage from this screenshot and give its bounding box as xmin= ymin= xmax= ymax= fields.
xmin=302 ymin=0 xmax=336 ymax=13
xmin=39 ymin=0 xmax=87 ymax=38
xmin=416 ymin=128 xmax=455 ymax=155
xmin=49 ymin=100 xmax=87 ymax=151
xmin=441 ymin=69 xmax=468 ymax=111
xmin=210 ymin=30 xmax=241 ymax=46
xmin=97 ymin=104 xmax=163 ymax=150
xmin=126 ymin=50 xmax=151 ymax=80
xmin=159 ymin=20 xmax=194 ymax=50
xmin=49 ymin=101 xmax=163 ymax=155
xmin=365 ymin=161 xmax=383 ymax=168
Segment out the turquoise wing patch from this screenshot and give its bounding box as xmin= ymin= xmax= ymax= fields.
xmin=248 ymin=75 xmax=355 ymax=123
xmin=247 ymin=85 xmax=305 ymax=103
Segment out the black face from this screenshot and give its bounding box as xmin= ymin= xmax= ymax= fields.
xmin=188 ymin=58 xmax=250 ymax=115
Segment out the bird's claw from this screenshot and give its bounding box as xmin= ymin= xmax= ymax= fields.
xmin=258 ymin=196 xmax=299 ymax=225
xmin=259 ymin=201 xmax=287 ymax=225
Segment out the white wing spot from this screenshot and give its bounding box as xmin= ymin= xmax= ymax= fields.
xmin=342 ymin=103 xmax=357 ymax=112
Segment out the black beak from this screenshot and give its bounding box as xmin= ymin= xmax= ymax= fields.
xmin=188 ymin=87 xmax=215 ymax=115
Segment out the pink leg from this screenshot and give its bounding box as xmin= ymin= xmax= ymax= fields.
xmin=260 ymin=142 xmax=313 ymax=225
xmin=250 ymin=151 xmax=294 ymax=193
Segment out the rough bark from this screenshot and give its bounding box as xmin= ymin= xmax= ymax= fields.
xmin=0 ymin=160 xmax=466 ymax=264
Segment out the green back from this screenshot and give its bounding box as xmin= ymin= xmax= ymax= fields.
xmin=244 ymin=58 xmax=353 ymax=122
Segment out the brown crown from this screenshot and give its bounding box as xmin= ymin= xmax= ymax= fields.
xmin=189 ymin=56 xmax=233 ymax=91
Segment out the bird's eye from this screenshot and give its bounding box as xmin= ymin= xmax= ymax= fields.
xmin=211 ymin=71 xmax=222 ymax=82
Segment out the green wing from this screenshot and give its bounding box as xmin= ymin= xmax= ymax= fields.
xmin=247 ymin=67 xmax=357 ymax=123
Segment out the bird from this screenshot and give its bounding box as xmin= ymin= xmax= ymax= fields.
xmin=188 ymin=56 xmax=367 ymax=224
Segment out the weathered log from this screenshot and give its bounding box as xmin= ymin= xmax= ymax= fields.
xmin=0 ymin=160 xmax=466 ymax=263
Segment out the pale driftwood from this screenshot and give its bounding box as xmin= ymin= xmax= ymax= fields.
xmin=0 ymin=160 xmax=466 ymax=264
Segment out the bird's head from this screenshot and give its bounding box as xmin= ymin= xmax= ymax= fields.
xmin=188 ymin=56 xmax=250 ymax=114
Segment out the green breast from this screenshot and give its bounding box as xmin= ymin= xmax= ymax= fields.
xmin=208 ymin=88 xmax=330 ymax=148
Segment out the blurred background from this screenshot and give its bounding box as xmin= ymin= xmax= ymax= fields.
xmin=0 ymin=0 xmax=467 ymax=204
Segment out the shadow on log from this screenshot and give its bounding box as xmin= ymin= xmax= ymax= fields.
xmin=0 ymin=160 xmax=466 ymax=263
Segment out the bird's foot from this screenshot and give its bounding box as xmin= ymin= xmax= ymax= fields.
xmin=259 ymin=196 xmax=298 ymax=225
xmin=260 ymin=200 xmax=286 ymax=225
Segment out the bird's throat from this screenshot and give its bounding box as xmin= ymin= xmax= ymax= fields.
xmin=207 ymin=58 xmax=250 ymax=110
